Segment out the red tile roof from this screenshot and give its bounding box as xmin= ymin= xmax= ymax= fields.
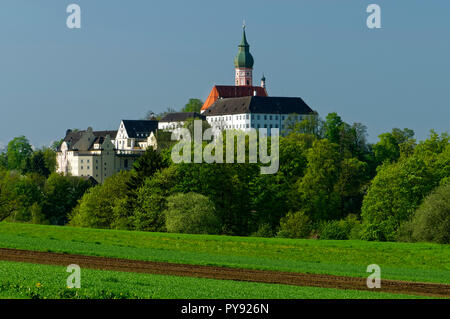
xmin=201 ymin=85 xmax=268 ymax=111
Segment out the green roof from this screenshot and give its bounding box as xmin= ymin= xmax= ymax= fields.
xmin=234 ymin=27 xmax=254 ymax=69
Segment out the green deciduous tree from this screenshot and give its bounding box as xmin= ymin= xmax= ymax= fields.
xmin=361 ymin=132 xmax=449 ymax=241
xmin=398 ymin=182 xmax=450 ymax=244
xmin=164 ymin=192 xmax=220 ymax=234
xmin=128 ymin=147 xmax=167 ymax=190
xmin=132 ymin=166 xmax=179 ymax=231
xmin=181 ymin=98 xmax=203 ymax=113
xmin=24 ymin=151 xmax=50 ymax=177
xmin=373 ymin=128 xmax=415 ymax=164
xmin=174 ymin=163 xmax=255 ymax=235
xmin=7 ymin=136 xmax=33 ymax=171
xmin=0 ymin=170 xmax=21 ymax=221
xmin=69 ymin=171 xmax=131 ymax=229
xmin=43 ymin=173 xmax=92 ymax=225
xmin=293 ymin=139 xmax=341 ymax=221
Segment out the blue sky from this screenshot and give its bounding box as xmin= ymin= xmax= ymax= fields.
xmin=0 ymin=0 xmax=449 ymax=148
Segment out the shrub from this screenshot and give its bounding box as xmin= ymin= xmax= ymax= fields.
xmin=277 ymin=211 xmax=312 ymax=239
xmin=251 ymin=223 xmax=275 ymax=238
xmin=319 ymin=214 xmax=361 ymax=240
xmin=164 ymin=192 xmax=220 ymax=235
xmin=398 ymin=183 xmax=450 ymax=244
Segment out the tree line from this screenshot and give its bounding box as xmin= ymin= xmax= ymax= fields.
xmin=0 ymin=109 xmax=448 ymax=243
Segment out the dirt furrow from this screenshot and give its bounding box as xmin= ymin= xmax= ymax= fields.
xmin=0 ymin=248 xmax=448 ymax=298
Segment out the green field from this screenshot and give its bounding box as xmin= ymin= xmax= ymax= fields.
xmin=0 ymin=222 xmax=449 ymax=284
xmin=0 ymin=261 xmax=424 ymax=299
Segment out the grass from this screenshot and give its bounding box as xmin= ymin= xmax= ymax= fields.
xmin=0 ymin=222 xmax=449 ymax=284
xmin=0 ymin=260 xmax=426 ymax=299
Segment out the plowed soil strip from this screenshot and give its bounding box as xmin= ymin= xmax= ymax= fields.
xmin=0 ymin=248 xmax=448 ymax=298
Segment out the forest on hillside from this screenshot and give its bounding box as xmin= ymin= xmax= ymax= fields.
xmin=0 ymin=110 xmax=449 ymax=244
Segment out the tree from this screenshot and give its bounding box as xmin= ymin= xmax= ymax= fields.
xmin=128 ymin=147 xmax=167 ymax=190
xmin=173 ymin=162 xmax=256 ymax=235
xmin=249 ymin=133 xmax=314 ymax=233
xmin=181 ymin=98 xmax=203 ymax=113
xmin=11 ymin=174 xmax=44 ymax=222
xmin=293 ymin=139 xmax=341 ymax=221
xmin=323 ymin=112 xmax=344 ymax=145
xmin=132 ymin=166 xmax=179 ymax=231
xmin=398 ymin=182 xmax=450 ymax=244
xmin=334 ymin=157 xmax=368 ymax=216
xmin=0 ymin=170 xmax=44 ymax=223
xmin=361 ymin=133 xmax=449 ymax=241
xmin=0 ymin=170 xmax=20 ymax=221
xmin=0 ymin=152 xmax=7 ymax=169
xmin=24 ymin=151 xmax=51 ymax=177
xmin=42 ymin=173 xmax=92 ymax=225
xmin=42 ymin=147 xmax=57 ymax=174
xmin=373 ymin=128 xmax=415 ymax=164
xmin=183 ymin=117 xmax=211 ymax=138
xmin=69 ymin=171 xmax=132 ymax=229
xmin=50 ymin=139 xmax=64 ymax=151
xmin=7 ymin=136 xmax=33 ymax=171
xmin=283 ymin=113 xmax=324 ymax=138
xmin=278 ymin=133 xmax=313 ymax=181
xmin=164 ymin=192 xmax=220 ymax=234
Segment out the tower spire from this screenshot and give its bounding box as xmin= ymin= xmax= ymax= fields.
xmin=234 ymin=23 xmax=254 ymax=86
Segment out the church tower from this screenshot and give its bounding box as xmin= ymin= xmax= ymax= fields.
xmin=234 ymin=25 xmax=254 ymax=86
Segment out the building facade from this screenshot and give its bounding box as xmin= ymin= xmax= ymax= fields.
xmin=203 ymin=96 xmax=315 ymax=135
xmin=57 ymin=121 xmax=158 ymax=183
xmin=158 ymin=112 xmax=206 ymax=132
xmin=115 ymin=120 xmax=158 ymax=152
